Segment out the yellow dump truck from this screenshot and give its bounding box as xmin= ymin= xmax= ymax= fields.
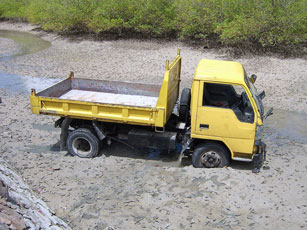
xmin=30 ymin=50 xmax=271 ymax=168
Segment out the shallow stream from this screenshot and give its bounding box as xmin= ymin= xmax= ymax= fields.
xmin=0 ymin=30 xmax=58 ymax=93
xmin=0 ymin=30 xmax=51 ymax=61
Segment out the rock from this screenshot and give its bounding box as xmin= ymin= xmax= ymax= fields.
xmin=1 ymin=132 xmax=10 ymax=138
xmin=0 ymin=198 xmax=7 ymax=205
xmin=263 ymin=166 xmax=270 ymax=170
xmin=0 ymin=180 xmax=9 ymax=200
xmin=0 ymin=213 xmax=11 ymax=225
xmin=0 ymin=158 xmax=71 ymax=230
xmin=50 ymin=226 xmax=63 ymax=230
xmin=0 ymin=223 xmax=9 ymax=230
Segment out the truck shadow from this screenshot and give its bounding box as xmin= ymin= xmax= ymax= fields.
xmin=101 ymin=142 xmax=182 ymax=167
xmin=42 ymin=140 xmax=259 ymax=170
xmin=99 ymin=142 xmax=259 ymax=170
xmin=229 ymin=160 xmax=260 ymax=171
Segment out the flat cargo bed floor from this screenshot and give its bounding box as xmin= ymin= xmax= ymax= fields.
xmin=59 ymin=89 xmax=158 ymax=108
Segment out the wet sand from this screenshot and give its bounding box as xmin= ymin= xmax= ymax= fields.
xmin=0 ymin=21 xmax=307 ymax=229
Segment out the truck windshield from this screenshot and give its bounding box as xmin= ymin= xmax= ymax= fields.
xmin=244 ymin=70 xmax=264 ymax=117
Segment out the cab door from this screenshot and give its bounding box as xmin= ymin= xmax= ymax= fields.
xmin=194 ymin=81 xmax=256 ymax=156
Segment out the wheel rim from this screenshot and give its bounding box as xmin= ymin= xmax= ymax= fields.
xmin=72 ymin=137 xmax=92 ymax=157
xmin=200 ymin=151 xmax=221 ymax=168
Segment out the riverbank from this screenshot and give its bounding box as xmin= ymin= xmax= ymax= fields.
xmin=1 ymin=0 xmax=306 ymax=56
xmin=0 ymin=21 xmax=307 ymax=229
xmin=1 ymin=21 xmax=307 ymax=113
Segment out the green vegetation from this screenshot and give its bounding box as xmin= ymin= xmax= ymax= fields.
xmin=0 ymin=0 xmax=306 ymax=52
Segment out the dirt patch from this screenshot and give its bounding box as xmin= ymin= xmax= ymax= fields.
xmin=0 ymin=21 xmax=307 ymax=229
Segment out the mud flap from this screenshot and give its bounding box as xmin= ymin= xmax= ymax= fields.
xmin=59 ymin=117 xmax=72 ymax=151
xmin=179 ymin=138 xmax=193 ymax=165
xmin=252 ymin=141 xmax=266 ymax=173
xmin=92 ymin=121 xmax=106 ymax=141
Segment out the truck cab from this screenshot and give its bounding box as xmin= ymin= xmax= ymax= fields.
xmin=185 ymin=59 xmax=266 ymax=168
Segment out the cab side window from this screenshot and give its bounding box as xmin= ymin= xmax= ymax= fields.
xmin=202 ymin=83 xmax=238 ymax=108
xmin=202 ymin=83 xmax=254 ymax=123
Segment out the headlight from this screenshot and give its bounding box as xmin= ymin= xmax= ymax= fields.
xmin=256 ymin=125 xmax=263 ymax=141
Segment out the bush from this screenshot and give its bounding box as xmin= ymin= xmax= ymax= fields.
xmin=216 ymin=0 xmax=307 ymax=48
xmin=88 ymin=0 xmax=176 ymax=36
xmin=0 ymin=0 xmax=306 ymax=52
xmin=174 ymin=0 xmax=224 ymax=39
xmin=26 ymin=0 xmax=99 ymax=31
xmin=87 ymin=0 xmax=142 ymax=33
xmin=0 ymin=0 xmax=29 ymax=18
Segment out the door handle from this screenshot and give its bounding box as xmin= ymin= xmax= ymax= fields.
xmin=200 ymin=124 xmax=209 ymax=129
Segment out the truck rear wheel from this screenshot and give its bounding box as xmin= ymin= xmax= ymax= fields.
xmin=67 ymin=128 xmax=100 ymax=158
xmin=192 ymin=143 xmax=230 ymax=168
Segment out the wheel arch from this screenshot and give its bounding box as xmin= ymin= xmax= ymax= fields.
xmin=56 ymin=117 xmax=105 ymax=151
xmin=191 ymin=138 xmax=233 ymax=160
xmin=66 ymin=128 xmax=100 ymax=158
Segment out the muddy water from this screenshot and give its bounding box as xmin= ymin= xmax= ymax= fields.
xmin=264 ymin=109 xmax=307 ymax=144
xmin=0 ymin=30 xmax=51 ymax=61
xmin=0 ymin=30 xmax=57 ymax=94
xmin=0 ymin=72 xmax=60 ymax=94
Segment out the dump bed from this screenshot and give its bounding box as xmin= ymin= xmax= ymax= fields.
xmin=30 ymin=51 xmax=181 ymax=128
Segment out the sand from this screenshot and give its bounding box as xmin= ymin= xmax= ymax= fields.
xmin=0 ymin=21 xmax=307 ymax=230
xmin=59 ymin=89 xmax=158 ymax=107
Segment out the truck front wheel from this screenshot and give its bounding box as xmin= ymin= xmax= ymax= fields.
xmin=67 ymin=128 xmax=100 ymax=158
xmin=192 ymin=143 xmax=230 ymax=168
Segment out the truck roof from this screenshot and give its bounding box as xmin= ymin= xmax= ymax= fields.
xmin=194 ymin=59 xmax=245 ymax=84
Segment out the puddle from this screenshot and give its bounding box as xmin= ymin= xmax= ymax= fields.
xmin=264 ymin=108 xmax=307 ymax=144
xmin=0 ymin=30 xmax=51 ymax=61
xmin=26 ymin=125 xmax=60 ymax=153
xmin=26 ymin=144 xmax=60 ymax=154
xmin=0 ymin=71 xmax=61 ymax=94
xmin=0 ymin=30 xmax=56 ymax=94
xmin=32 ymin=123 xmax=59 ymax=132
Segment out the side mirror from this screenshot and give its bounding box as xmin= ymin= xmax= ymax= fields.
xmin=250 ymin=74 xmax=257 ymax=83
xmin=259 ymin=90 xmax=265 ymax=99
xmin=264 ymin=107 xmax=273 ymax=119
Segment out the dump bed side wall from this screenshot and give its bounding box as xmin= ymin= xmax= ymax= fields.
xmin=30 ymin=95 xmax=158 ymax=126
xmin=156 ymin=54 xmax=181 ymax=127
xmin=37 ymin=78 xmax=72 ymax=97
xmin=37 ymin=78 xmax=161 ymax=98
xmin=71 ymin=79 xmax=160 ymax=97
xmin=31 ymin=78 xmax=160 ymax=127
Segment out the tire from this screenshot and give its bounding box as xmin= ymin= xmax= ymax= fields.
xmin=179 ymin=88 xmax=191 ymax=122
xmin=67 ymin=128 xmax=100 ymax=158
xmin=192 ymin=143 xmax=230 ymax=168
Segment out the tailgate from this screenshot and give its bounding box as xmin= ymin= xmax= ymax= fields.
xmin=155 ymin=49 xmax=182 ymax=127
